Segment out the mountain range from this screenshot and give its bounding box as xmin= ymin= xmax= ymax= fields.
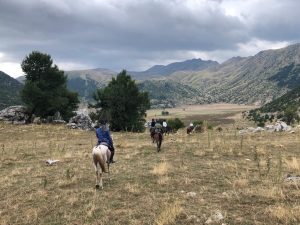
xmin=5 ymin=43 xmax=300 ymax=110
xmin=0 ymin=71 xmax=23 ymax=109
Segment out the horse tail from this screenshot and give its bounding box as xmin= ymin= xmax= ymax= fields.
xmin=93 ymin=153 xmax=106 ymax=173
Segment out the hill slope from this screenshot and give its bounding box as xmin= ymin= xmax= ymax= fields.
xmin=169 ymin=43 xmax=300 ymax=104
xmin=137 ymin=79 xmax=210 ymax=108
xmin=258 ymin=85 xmax=300 ymax=112
xmin=0 ymin=71 xmax=23 ymax=110
xmin=65 ymin=68 xmax=117 ymax=100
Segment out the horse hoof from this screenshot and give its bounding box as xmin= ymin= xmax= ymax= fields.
xmin=95 ymin=184 xmax=100 ymax=189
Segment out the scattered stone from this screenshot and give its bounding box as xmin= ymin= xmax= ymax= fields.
xmin=253 ymin=127 xmax=264 ymax=133
xmin=0 ymin=105 xmax=29 ymax=124
xmin=32 ymin=117 xmax=41 ymax=125
xmin=188 ymin=215 xmax=200 ymax=223
xmin=52 ymin=120 xmax=66 ymax=124
xmin=67 ymin=113 xmax=94 ymax=130
xmin=205 ymin=210 xmax=224 ymax=224
xmin=46 ymin=159 xmax=60 ymax=165
xmin=53 ymin=111 xmax=63 ymax=121
xmin=265 ymin=125 xmax=275 ymax=132
xmin=186 ymin=192 xmax=197 ymax=198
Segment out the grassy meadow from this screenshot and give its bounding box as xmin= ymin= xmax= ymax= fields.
xmin=1 ymin=104 xmax=300 ymax=225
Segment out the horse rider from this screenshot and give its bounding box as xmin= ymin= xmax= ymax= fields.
xmin=189 ymin=122 xmax=194 ymax=130
xmin=96 ymin=120 xmax=116 ymax=163
xmin=162 ymin=119 xmax=168 ymax=134
xmin=150 ymin=118 xmax=156 ymax=138
xmin=151 ymin=118 xmax=156 ymax=128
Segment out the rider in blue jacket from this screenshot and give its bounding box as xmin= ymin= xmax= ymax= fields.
xmin=96 ymin=121 xmax=115 ymax=163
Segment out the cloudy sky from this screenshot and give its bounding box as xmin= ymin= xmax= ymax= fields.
xmin=0 ymin=0 xmax=299 ymax=78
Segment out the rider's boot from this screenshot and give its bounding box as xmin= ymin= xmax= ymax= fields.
xmin=109 ymin=150 xmax=115 ymax=163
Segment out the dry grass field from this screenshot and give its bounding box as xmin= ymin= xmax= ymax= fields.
xmin=1 ymin=106 xmax=300 ymax=225
xmin=147 ymin=103 xmax=255 ymax=126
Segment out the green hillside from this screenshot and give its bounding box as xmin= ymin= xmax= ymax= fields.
xmin=0 ymin=71 xmax=23 ymax=110
xmin=137 ymin=79 xmax=210 ymax=108
xmin=169 ymin=43 xmax=300 ymax=104
xmin=259 ymin=85 xmax=300 ymax=113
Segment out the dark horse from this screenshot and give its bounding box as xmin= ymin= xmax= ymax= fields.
xmin=150 ymin=127 xmax=163 ymax=152
xmin=153 ymin=131 xmax=163 ymax=152
xmin=163 ymin=126 xmax=172 ymax=135
xmin=187 ymin=126 xmax=194 ymax=134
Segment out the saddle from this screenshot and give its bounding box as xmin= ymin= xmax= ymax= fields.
xmin=99 ymin=142 xmax=110 ymax=147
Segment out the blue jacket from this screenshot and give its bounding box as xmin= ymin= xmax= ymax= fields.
xmin=96 ymin=127 xmax=113 ymax=146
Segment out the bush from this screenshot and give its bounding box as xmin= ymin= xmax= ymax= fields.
xmin=161 ymin=111 xmax=169 ymax=116
xmin=193 ymin=120 xmax=203 ymax=126
xmin=167 ymin=118 xmax=184 ymax=131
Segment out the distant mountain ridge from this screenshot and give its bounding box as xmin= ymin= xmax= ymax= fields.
xmin=64 ymin=58 xmax=219 ymax=104
xmin=168 ymin=43 xmax=300 ymax=105
xmin=0 ymin=71 xmax=23 ymax=110
xmin=65 ymin=68 xmax=116 ymax=100
xmin=9 ymin=43 xmax=300 ymax=109
xmin=130 ymin=58 xmax=219 ymax=79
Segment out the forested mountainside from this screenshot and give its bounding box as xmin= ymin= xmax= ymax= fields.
xmin=0 ymin=71 xmax=23 ymax=110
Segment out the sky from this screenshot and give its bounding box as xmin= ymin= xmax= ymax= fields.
xmin=0 ymin=0 xmax=299 ymax=78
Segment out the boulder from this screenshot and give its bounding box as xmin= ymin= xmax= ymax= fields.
xmin=67 ymin=113 xmax=94 ymax=130
xmin=0 ymin=106 xmax=29 ymax=124
xmin=32 ymin=117 xmax=42 ymax=125
xmin=52 ymin=120 xmax=66 ymax=124
xmin=53 ymin=111 xmax=63 ymax=121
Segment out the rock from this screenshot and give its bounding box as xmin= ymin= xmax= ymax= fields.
xmin=67 ymin=113 xmax=94 ymax=130
xmin=33 ymin=117 xmax=41 ymax=125
xmin=265 ymin=125 xmax=275 ymax=132
xmin=52 ymin=120 xmax=66 ymax=124
xmin=53 ymin=111 xmax=63 ymax=121
xmin=0 ymin=105 xmax=29 ymax=124
xmin=205 ymin=210 xmax=224 ymax=224
xmin=253 ymin=127 xmax=264 ymax=133
xmin=188 ymin=215 xmax=200 ymax=223
xmin=187 ymin=192 xmax=197 ymax=198
xmin=274 ymin=121 xmax=288 ymax=132
xmin=46 ymin=159 xmax=60 ymax=165
xmin=66 ymin=123 xmax=78 ymax=129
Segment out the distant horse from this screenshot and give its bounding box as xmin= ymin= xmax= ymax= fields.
xmin=187 ymin=126 xmax=194 ymax=134
xmin=163 ymin=126 xmax=172 ymax=135
xmin=153 ymin=130 xmax=163 ymax=152
xmin=92 ymin=144 xmax=111 ymax=189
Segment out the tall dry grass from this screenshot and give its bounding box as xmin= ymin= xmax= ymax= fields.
xmin=0 ymin=121 xmax=300 ymax=224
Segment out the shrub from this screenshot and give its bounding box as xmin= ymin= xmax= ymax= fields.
xmin=167 ymin=118 xmax=184 ymax=131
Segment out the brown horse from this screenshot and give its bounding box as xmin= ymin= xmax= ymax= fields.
xmin=153 ymin=131 xmax=163 ymax=152
xmin=92 ymin=144 xmax=111 ymax=189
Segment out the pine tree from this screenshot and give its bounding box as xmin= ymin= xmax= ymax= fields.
xmin=21 ymin=51 xmax=79 ymax=121
xmin=90 ymin=70 xmax=150 ymax=131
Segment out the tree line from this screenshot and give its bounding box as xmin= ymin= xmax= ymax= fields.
xmin=21 ymin=51 xmax=150 ymax=131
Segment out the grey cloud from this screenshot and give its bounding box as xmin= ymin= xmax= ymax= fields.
xmin=0 ymin=0 xmax=299 ymax=73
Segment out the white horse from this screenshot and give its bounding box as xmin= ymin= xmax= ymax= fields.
xmin=92 ymin=144 xmax=111 ymax=189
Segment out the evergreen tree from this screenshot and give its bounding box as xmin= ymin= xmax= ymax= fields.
xmin=90 ymin=70 xmax=150 ymax=131
xmin=21 ymin=51 xmax=79 ymax=120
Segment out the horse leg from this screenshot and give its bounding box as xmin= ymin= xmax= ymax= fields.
xmin=107 ymin=162 xmax=111 ymax=181
xmin=99 ymin=172 xmax=103 ymax=189
xmin=95 ymin=170 xmax=100 ymax=189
